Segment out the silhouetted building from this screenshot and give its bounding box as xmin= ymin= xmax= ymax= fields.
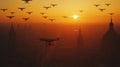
xmin=7 ymin=23 xmax=19 ymax=66
xmin=101 ymin=17 xmax=120 ymax=67
xmin=8 ymin=23 xmax=16 ymax=49
xmin=77 ymin=27 xmax=84 ymax=48
xmin=76 ymin=27 xmax=84 ymax=67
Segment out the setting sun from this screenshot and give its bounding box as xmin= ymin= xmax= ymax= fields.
xmin=72 ymin=15 xmax=79 ymax=19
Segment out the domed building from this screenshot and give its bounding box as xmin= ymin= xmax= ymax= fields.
xmin=101 ymin=17 xmax=120 ymax=67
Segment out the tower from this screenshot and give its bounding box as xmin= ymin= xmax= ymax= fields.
xmin=76 ymin=26 xmax=84 ymax=67
xmin=101 ymin=17 xmax=120 ymax=67
xmin=7 ymin=23 xmax=18 ymax=66
xmin=77 ymin=27 xmax=83 ymax=48
xmin=102 ymin=17 xmax=119 ymax=49
xmin=8 ymin=23 xmax=16 ymax=51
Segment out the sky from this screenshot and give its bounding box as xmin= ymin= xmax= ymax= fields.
xmin=0 ymin=0 xmax=120 ymax=24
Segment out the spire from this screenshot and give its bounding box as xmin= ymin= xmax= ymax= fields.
xmin=9 ymin=23 xmax=16 ymax=36
xmin=8 ymin=22 xmax=16 ymax=49
xmin=109 ymin=16 xmax=114 ymax=31
xmin=77 ymin=27 xmax=83 ymax=48
xmin=8 ymin=23 xmax=18 ymax=64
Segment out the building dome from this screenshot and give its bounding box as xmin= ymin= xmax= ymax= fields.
xmin=100 ymin=17 xmax=120 ymax=67
xmin=102 ymin=18 xmax=120 ymax=50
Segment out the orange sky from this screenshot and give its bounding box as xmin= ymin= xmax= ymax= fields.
xmin=0 ymin=0 xmax=120 ymax=24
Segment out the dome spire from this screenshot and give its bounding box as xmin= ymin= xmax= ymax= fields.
xmin=109 ymin=14 xmax=114 ymax=31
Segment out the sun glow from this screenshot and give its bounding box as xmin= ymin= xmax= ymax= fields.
xmin=72 ymin=15 xmax=79 ymax=19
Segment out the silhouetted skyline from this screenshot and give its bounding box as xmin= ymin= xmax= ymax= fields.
xmin=0 ymin=17 xmax=120 ymax=67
